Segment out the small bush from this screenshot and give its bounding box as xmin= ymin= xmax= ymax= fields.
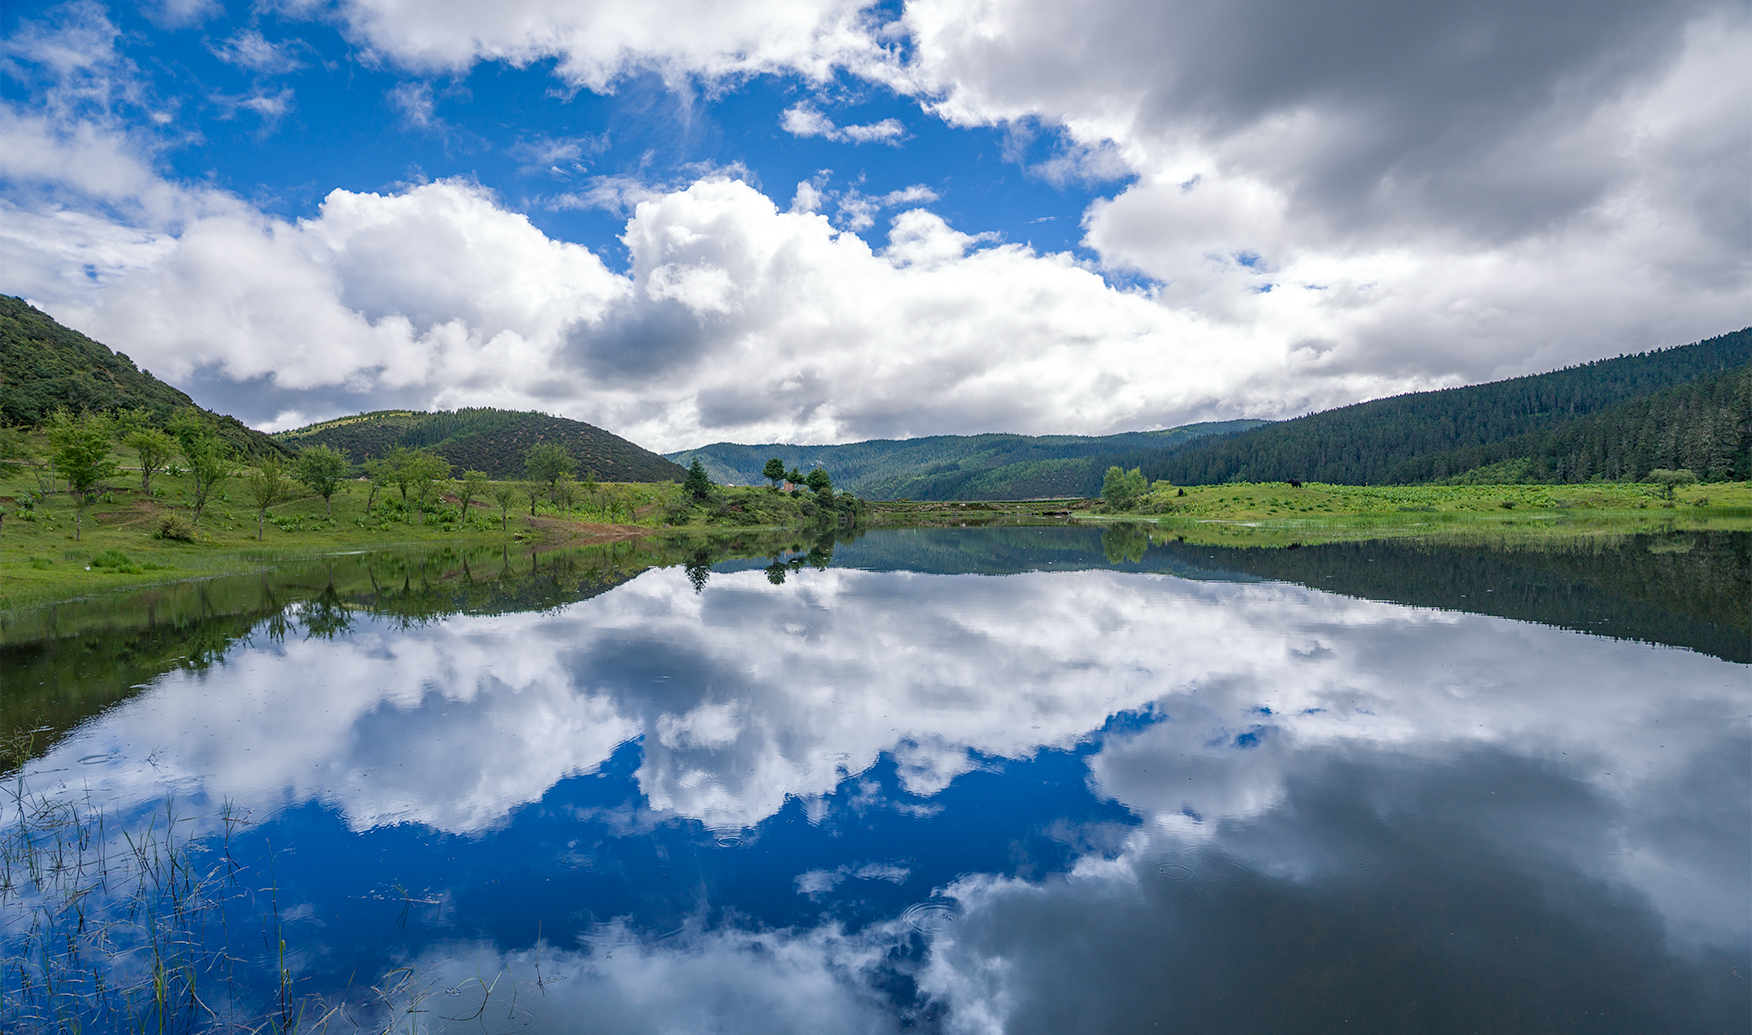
xmin=154 ymin=512 xmax=196 ymax=541
xmin=28 ymin=556 xmax=52 ymax=569
xmin=89 ymin=549 xmax=133 ymax=568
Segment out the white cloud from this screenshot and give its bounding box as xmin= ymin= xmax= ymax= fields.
xmin=356 ymin=925 xmax=903 ymax=1034
xmin=387 ymin=80 xmax=438 ymax=128
xmin=780 ymin=103 xmax=837 ymax=137
xmin=310 ymin=0 xmax=894 ymax=90
xmin=5 ymin=0 xmax=1746 ymax=445
xmin=19 ymin=171 xmax=1464 ymax=447
xmin=782 ymin=103 xmax=905 ymax=144
xmin=16 ymin=561 xmax=1745 ymax=962
xmin=211 ymin=86 xmax=295 ymax=122
xmin=209 ymin=30 xmax=303 ymax=74
xmin=894 ymin=0 xmax=1752 ymax=377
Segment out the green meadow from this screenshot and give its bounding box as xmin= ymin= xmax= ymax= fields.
xmin=0 ymin=439 xmax=861 ymax=609
xmin=869 ymin=479 xmax=1752 ymax=548
xmin=3 ymin=426 xmax=1747 ymax=609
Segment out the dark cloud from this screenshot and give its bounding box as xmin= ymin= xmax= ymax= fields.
xmin=175 ymin=367 xmax=431 ymax=428
xmin=933 ymin=745 xmax=1748 ymax=1034
xmin=920 ymin=0 xmax=1738 ymax=242
xmin=562 ymin=299 xmax=712 ymax=381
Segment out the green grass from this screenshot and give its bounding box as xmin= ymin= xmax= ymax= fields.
xmin=1103 ymin=480 xmax=1752 ymax=547
xmin=8 ymin=432 xmax=1747 ymax=610
xmin=0 ymin=436 xmax=858 ymax=609
xmin=868 ymin=480 xmax=1752 ymax=548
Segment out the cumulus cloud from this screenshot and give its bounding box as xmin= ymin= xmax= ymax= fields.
xmin=896 ymin=0 xmax=1751 ymax=376
xmin=306 ymin=0 xmax=894 ymax=89
xmin=298 ymin=0 xmax=1748 ymax=387
xmin=30 ymin=161 xmax=1442 ymax=445
xmin=5 ymin=0 xmax=1747 ymax=444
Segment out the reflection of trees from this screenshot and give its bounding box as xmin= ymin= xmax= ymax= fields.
xmin=685 ymin=547 xmax=715 ymax=594
xmin=5 ymin=528 xmax=840 ymax=774
xmin=1158 ymin=531 xmax=1750 ymax=664
xmin=296 ymin=584 xmax=354 ymax=640
xmin=1102 ymin=523 xmax=1151 ymax=565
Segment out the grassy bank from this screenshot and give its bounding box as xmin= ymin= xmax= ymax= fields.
xmin=7 ymin=442 xmax=1747 ymax=609
xmin=871 ymin=480 xmax=1752 ymax=547
xmin=0 ymin=445 xmax=858 ymax=608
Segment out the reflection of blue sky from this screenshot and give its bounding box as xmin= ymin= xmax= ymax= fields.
xmin=10 ymin=560 xmax=1747 ymax=1031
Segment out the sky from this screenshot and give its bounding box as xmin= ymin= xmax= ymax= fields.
xmin=1 ymin=0 xmax=1746 ymax=450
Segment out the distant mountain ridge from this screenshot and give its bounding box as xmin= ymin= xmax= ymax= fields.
xmin=0 ymin=295 xmax=286 ymax=457
xmin=1145 ymin=328 xmax=1752 ymax=486
xmin=667 ymin=421 xmax=1268 ymax=500
xmin=276 ymin=408 xmax=687 ymax=482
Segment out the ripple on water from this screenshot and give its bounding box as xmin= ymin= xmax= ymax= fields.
xmin=1155 ymin=853 xmax=1254 ymax=886
xmin=78 ymin=754 xmax=116 ymax=765
xmin=713 ymin=835 xmax=745 ymax=848
xmin=901 ymin=901 xmax=965 ymax=935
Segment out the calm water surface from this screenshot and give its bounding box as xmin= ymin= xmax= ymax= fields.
xmin=3 ymin=529 xmax=1748 ymax=1033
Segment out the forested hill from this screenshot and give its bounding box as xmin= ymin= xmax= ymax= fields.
xmin=1144 ymin=328 xmax=1752 ymax=486
xmin=1417 ymin=361 xmax=1752 ymax=484
xmin=0 ymin=295 xmax=286 ymax=457
xmin=668 ymin=420 xmax=1267 ymax=500
xmin=276 ymin=408 xmax=687 ymax=482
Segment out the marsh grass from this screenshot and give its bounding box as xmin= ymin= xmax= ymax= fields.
xmin=0 ymin=787 xmax=480 ymax=1034
xmin=0 ymin=785 xmax=382 ymax=1033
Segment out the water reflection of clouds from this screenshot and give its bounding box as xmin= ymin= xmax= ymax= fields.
xmin=20 ymin=567 xmax=1746 ymax=936
xmin=12 ymin=559 xmax=1746 ymax=1033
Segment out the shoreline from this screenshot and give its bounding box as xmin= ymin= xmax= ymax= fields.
xmin=4 ymin=478 xmax=1747 ymax=612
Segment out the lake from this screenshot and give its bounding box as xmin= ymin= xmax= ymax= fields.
xmin=3 ymin=527 xmax=1748 ymax=1033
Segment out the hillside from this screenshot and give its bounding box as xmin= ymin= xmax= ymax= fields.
xmin=1143 ymin=328 xmax=1752 ymax=486
xmin=0 ymin=295 xmax=286 ymax=456
xmin=668 ymin=421 xmax=1267 ymax=500
xmin=1419 ymin=361 xmax=1752 ymax=484
xmin=277 ymin=408 xmax=687 ymax=482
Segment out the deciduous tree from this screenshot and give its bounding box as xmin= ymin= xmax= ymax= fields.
xmin=293 ymin=444 xmax=351 ymax=518
xmin=169 ymin=411 xmax=234 ymax=525
xmin=1646 ymin=468 xmax=1697 ymax=500
xmin=525 ymin=443 xmax=576 ymax=500
xmin=553 ymin=473 xmax=580 ymax=514
xmin=47 ymin=410 xmax=117 ymax=541
xmin=246 ymin=457 xmax=290 ymax=540
xmin=122 ymin=427 xmax=175 ymax=495
xmin=456 ymin=470 xmax=489 ymax=520
xmin=403 ymin=452 xmax=452 ymax=524
xmin=491 ymin=482 xmax=518 ymax=530
xmin=1101 ymin=466 xmax=1147 ymax=510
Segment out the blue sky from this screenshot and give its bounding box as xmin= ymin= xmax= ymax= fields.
xmin=2 ymin=0 xmax=1745 ymax=449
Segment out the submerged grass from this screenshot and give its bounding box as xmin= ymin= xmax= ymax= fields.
xmin=0 ymin=785 xmax=460 ymax=1033
xmin=0 ymin=787 xmax=264 ymax=1032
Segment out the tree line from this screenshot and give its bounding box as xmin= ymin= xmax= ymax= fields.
xmin=1133 ymin=328 xmax=1751 ymax=486
xmin=0 ymin=410 xmax=638 ymax=541
xmin=1408 ymin=363 xmax=1752 ymax=484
